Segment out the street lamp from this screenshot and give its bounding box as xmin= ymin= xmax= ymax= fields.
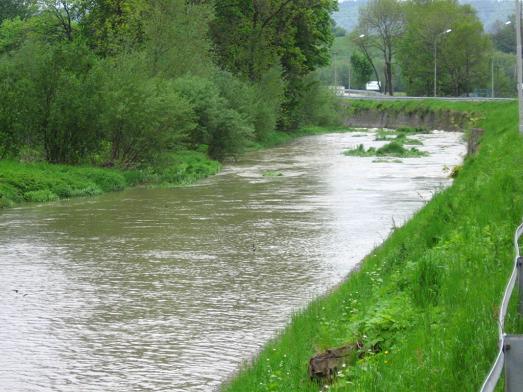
xmin=433 ymin=29 xmax=452 ymax=97
xmin=515 ymin=0 xmax=523 ymax=134
xmin=433 ymin=29 xmax=452 ymax=96
xmin=491 ymin=21 xmax=512 ymax=98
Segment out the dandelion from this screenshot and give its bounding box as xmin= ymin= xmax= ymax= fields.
xmin=384 ymin=351 xmax=389 ymax=355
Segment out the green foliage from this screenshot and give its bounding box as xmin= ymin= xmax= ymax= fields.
xmin=399 ymin=1 xmax=491 ymax=96
xmin=491 ymin=15 xmax=515 ymax=54
xmin=0 ymin=0 xmax=35 ymax=24
xmin=350 ymin=52 xmax=373 ymax=89
xmin=143 ymin=0 xmax=214 ymax=78
xmin=355 ymin=0 xmax=405 ymax=95
xmin=252 ymin=67 xmax=285 ymax=141
xmin=79 ymin=0 xmax=145 ymax=56
xmin=0 ymin=150 xmax=220 ymax=207
xmin=24 ymin=189 xmax=59 ymax=203
xmin=344 ymin=141 xmax=428 ymax=158
xmin=210 ymin=0 xmax=337 ymax=130
xmin=98 ymin=55 xmax=195 ymax=166
xmin=172 ymin=76 xmax=254 ymax=160
xmin=0 ymin=39 xmax=104 ymax=163
xmin=281 ymin=75 xmax=341 ymax=130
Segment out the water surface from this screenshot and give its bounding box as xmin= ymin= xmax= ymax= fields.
xmin=0 ymin=130 xmax=465 ymax=391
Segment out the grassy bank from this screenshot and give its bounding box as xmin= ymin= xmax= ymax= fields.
xmin=0 ymin=150 xmax=221 ymax=208
xmin=223 ymin=100 xmax=523 ymax=391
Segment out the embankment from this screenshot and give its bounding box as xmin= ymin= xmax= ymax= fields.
xmin=342 ymin=99 xmax=474 ymax=131
xmin=223 ymin=100 xmax=523 ymax=391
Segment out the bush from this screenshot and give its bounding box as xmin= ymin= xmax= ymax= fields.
xmin=173 ymin=76 xmax=254 ymax=160
xmin=99 ymin=55 xmax=196 ymax=167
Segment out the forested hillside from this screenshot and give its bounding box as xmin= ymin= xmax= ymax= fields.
xmin=0 ymin=0 xmax=339 ymax=168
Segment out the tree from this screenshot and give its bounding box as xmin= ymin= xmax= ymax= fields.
xmin=210 ymin=0 xmax=337 ymax=129
xmin=356 ymin=0 xmax=405 ymax=95
xmin=99 ymin=55 xmax=196 ymax=166
xmin=0 ymin=40 xmax=104 ymax=163
xmin=350 ymin=30 xmax=381 ymax=90
xmin=0 ymin=0 xmax=36 ymax=24
xmin=399 ymin=0 xmax=491 ymax=97
xmin=143 ymin=0 xmax=214 ymax=79
xmin=78 ymin=0 xmax=145 ymax=55
xmin=350 ymin=52 xmax=373 ymax=88
xmin=491 ymin=15 xmax=515 ymax=54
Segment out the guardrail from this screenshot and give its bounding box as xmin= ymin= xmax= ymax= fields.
xmin=481 ymin=223 xmax=523 ymax=392
xmin=341 ymin=96 xmax=516 ymax=102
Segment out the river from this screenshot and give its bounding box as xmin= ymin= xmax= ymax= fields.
xmin=0 ymin=130 xmax=465 ymax=391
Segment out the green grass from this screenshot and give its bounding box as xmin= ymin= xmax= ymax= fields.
xmin=222 ymin=100 xmax=523 ymax=392
xmin=0 ymin=150 xmax=220 ymax=208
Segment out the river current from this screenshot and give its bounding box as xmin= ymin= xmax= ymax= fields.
xmin=0 ymin=130 xmax=465 ymax=391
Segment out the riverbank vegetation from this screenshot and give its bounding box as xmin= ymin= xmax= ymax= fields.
xmin=0 ymin=150 xmax=221 ymax=208
xmin=0 ymin=0 xmax=342 ymax=207
xmin=344 ymin=142 xmax=427 ymax=158
xmin=345 ymin=127 xmax=428 ymax=157
xmin=223 ymin=100 xmax=523 ymax=391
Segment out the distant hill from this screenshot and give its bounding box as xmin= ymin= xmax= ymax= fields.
xmin=333 ymin=0 xmax=514 ymax=33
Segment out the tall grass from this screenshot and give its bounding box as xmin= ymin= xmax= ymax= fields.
xmin=222 ymin=100 xmax=523 ymax=392
xmin=0 ymin=150 xmax=220 ymax=208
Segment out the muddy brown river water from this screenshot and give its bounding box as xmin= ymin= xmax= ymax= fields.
xmin=0 ymin=130 xmax=465 ymax=391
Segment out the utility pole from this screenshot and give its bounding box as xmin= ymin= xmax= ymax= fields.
xmin=433 ymin=29 xmax=452 ymax=97
xmin=333 ymin=51 xmax=338 ymax=90
xmin=491 ymin=57 xmax=495 ymax=98
xmin=348 ymin=59 xmax=351 ymax=95
xmin=516 ymin=0 xmax=523 ymax=133
xmin=433 ymin=43 xmax=438 ymax=97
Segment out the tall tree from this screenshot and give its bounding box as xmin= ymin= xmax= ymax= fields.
xmin=143 ymin=0 xmax=214 ymax=79
xmin=350 ymin=51 xmax=373 ymax=89
xmin=491 ymin=15 xmax=515 ymax=54
xmin=399 ymin=0 xmax=491 ymax=96
xmin=78 ymin=0 xmax=145 ymax=55
xmin=356 ymin=0 xmax=405 ymax=95
xmin=211 ymin=0 xmax=337 ymax=129
xmin=0 ymin=0 xmax=36 ymax=24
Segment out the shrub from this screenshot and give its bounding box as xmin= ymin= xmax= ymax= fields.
xmin=24 ymin=189 xmax=58 ymax=202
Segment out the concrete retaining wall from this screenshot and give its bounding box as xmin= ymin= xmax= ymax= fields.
xmin=343 ymin=108 xmax=469 ymax=131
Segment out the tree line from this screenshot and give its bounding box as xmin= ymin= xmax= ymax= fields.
xmin=0 ymin=0 xmax=339 ymax=166
xmin=325 ymin=0 xmax=516 ymax=97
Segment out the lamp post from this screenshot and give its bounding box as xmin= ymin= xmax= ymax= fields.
xmin=433 ymin=29 xmax=452 ymax=97
xmin=333 ymin=51 xmax=338 ymax=91
xmin=515 ymin=0 xmax=523 ymax=134
xmin=492 ymin=21 xmax=512 ymax=98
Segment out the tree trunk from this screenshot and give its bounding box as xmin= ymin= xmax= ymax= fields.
xmin=386 ymin=61 xmax=393 ymax=95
